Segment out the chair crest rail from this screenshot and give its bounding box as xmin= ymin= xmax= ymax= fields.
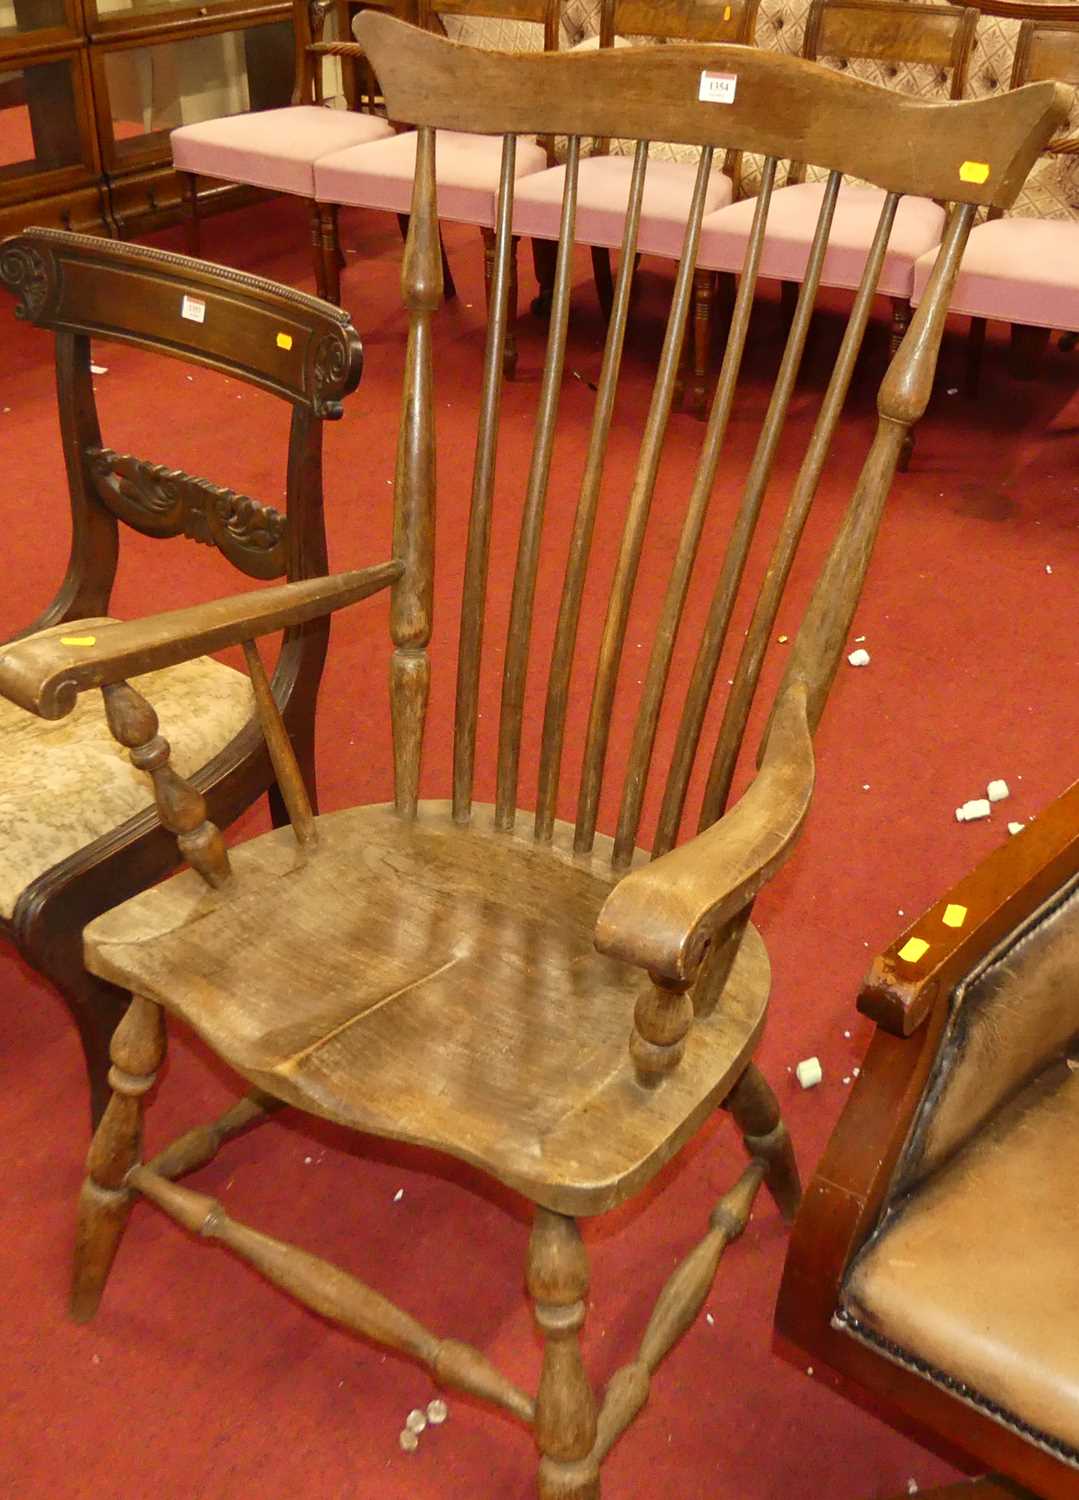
xmin=356 ymin=14 xmax=1065 ymax=210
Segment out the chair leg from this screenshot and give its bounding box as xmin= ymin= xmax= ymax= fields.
xmin=531 ymin=237 xmax=557 ymax=318
xmin=779 ymin=278 xmax=799 ymax=334
xmin=686 ymin=266 xmax=716 ymax=418
xmin=70 ymin=994 xmax=165 ymax=1323
xmin=890 ymin=295 xmax=912 ymax=357
xmin=481 ymin=227 xmax=519 ymax=380
xmin=590 ymin=246 xmax=615 ymax=322
xmin=68 ymin=973 xmax=131 ymax=1132
xmin=311 ymin=202 xmax=341 ymax=304
xmin=179 ymin=171 xmax=201 ymax=257
xmin=723 ymin=1061 xmax=801 ymax=1222
xmin=966 ymin=315 xmax=988 ymax=396
xmin=1008 ymin=322 xmax=1050 ymax=381
xmin=527 ymin=1209 xmax=600 ymax=1500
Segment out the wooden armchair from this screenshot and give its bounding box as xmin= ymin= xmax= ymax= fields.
xmin=776 ymin=778 xmax=1079 ymax=1500
xmin=1 ymin=27 xmax=1062 ymax=1497
xmin=0 ymin=230 xmax=362 ymax=1125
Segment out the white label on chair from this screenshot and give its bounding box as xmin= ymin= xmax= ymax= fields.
xmin=181 ymin=295 xmax=207 ymax=324
xmin=699 ymin=70 xmax=737 ymax=104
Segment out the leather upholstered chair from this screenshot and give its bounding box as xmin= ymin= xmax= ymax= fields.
xmin=0 ymin=230 xmax=362 ymax=1126
xmin=776 ymin=778 xmax=1079 ymax=1500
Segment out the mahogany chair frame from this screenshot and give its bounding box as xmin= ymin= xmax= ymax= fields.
xmin=0 ymin=228 xmax=362 ymax=1125
xmin=965 ymin=18 xmax=1079 ymax=393
xmin=0 ymin=28 xmax=1063 ymax=1499
xmin=776 ymin=777 xmax=1079 ymax=1500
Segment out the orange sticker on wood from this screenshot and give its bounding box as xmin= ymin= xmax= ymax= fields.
xmin=898 ymin=937 xmax=929 ymax=964
xmin=942 ymin=903 xmax=968 ymax=928
xmin=276 ymin=332 xmax=293 ymax=350
xmin=60 ymin=634 xmax=96 ymax=646
xmin=959 ymin=160 xmax=989 ymax=184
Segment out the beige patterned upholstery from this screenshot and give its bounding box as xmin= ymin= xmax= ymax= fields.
xmin=0 ymin=619 xmax=255 ymax=922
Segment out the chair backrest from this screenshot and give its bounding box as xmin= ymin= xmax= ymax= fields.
xmin=1012 ymin=16 xmax=1079 ymax=92
xmin=792 ymin=0 xmax=978 ymax=186
xmin=357 ymin=16 xmax=1063 ymax=875
xmin=595 ymin=0 xmax=759 ymax=181
xmin=0 ymin=230 xmax=362 ymax=641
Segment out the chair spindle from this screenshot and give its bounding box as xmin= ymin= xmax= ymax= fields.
xmin=241 ymin=638 xmax=317 ymax=846
xmin=574 ymin=146 xmax=716 ymax=857
xmin=452 ymin=133 xmax=519 ymax=823
xmin=392 ymin=127 xmax=442 ymax=821
xmin=496 ymin=136 xmax=581 ymax=831
xmin=534 ymin=140 xmax=650 ymax=843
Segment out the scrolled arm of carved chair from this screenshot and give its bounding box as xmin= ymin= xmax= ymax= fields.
xmin=776 ymin=778 xmax=1079 ymax=1500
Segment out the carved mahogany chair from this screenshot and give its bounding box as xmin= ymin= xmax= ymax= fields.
xmin=171 ymin=0 xmax=396 ymax=300
xmin=693 ymin=0 xmax=978 ymax=409
xmin=0 ymin=230 xmax=362 ymax=1126
xmin=0 ymin=26 xmax=1061 ymax=1498
xmin=911 ymin=19 xmax=1079 ymax=396
xmin=776 ymin=778 xmax=1079 ymax=1500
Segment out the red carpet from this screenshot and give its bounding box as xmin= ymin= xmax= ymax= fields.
xmin=1 ymin=197 xmax=1076 ymax=1499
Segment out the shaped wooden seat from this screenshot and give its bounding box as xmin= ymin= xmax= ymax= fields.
xmin=0 ymin=24 xmax=1064 ymax=1498
xmin=86 ymin=801 xmax=769 ymax=1212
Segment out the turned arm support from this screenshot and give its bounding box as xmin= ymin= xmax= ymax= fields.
xmin=595 ymin=682 xmax=815 ymax=988
xmin=0 ymin=561 xmax=402 ymax=721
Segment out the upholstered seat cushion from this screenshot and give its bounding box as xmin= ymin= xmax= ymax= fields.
xmin=314 ymin=129 xmax=549 ymax=227
xmin=171 ymin=106 xmax=395 ymax=198
xmin=0 ymin=619 xmax=255 ymax=921
xmin=841 ymin=1062 xmax=1079 ymax=1462
xmin=513 ymin=155 xmax=734 ymax=259
xmin=911 ymin=216 xmax=1079 ymax=331
xmin=698 ymin=181 xmax=946 ymax=297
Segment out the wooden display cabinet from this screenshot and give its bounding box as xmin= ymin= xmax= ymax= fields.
xmin=0 ymin=0 xmax=294 ymax=239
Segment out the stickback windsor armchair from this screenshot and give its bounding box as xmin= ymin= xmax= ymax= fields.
xmin=0 ymin=231 xmax=362 ymax=1125
xmin=0 ymin=24 xmax=1062 ymax=1497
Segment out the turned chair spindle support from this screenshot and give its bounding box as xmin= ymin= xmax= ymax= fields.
xmin=528 ymin=1209 xmax=599 ymax=1500
xmin=102 ymin=681 xmax=231 ymax=888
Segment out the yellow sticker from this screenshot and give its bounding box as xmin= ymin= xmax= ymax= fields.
xmin=723 ymin=3 xmax=731 ymax=16
xmin=60 ymin=634 xmax=96 ymax=647
xmin=898 ymin=936 xmax=930 ymax=964
xmin=942 ymin=903 xmax=968 ymax=929
xmin=276 ymin=331 xmax=294 ymax=351
xmin=959 ymin=160 xmax=989 ymax=185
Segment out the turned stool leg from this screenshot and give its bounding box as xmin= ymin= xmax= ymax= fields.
xmin=527 ymin=1209 xmax=599 ymax=1500
xmin=71 ymin=994 xmax=165 ymax=1323
xmin=724 ymin=1061 xmax=801 ymax=1222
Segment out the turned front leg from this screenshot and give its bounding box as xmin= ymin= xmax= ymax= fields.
xmin=71 ymin=995 xmax=165 ymax=1322
xmin=724 ymin=1061 xmax=801 ymax=1221
xmin=630 ymin=975 xmax=693 ymax=1084
xmin=527 ymin=1209 xmax=599 ymax=1500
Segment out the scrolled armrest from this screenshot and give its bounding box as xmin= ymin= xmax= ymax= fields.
xmin=595 ymin=683 xmax=815 ymax=985
xmin=0 ymin=561 xmax=402 ymax=720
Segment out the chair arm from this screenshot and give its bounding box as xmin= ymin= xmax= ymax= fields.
xmin=595 ymin=683 xmax=815 ymax=985
xmin=859 ymin=775 xmax=1079 ymax=1037
xmin=0 ymin=561 xmax=402 ymax=721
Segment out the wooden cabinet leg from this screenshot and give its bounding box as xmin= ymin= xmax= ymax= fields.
xmin=528 ymin=1209 xmax=600 ymax=1500
xmin=724 ymin=1061 xmax=801 ymax=1222
xmin=70 ymin=995 xmax=165 ymax=1323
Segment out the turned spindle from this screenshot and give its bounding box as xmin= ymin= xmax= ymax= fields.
xmin=724 ymin=1062 xmax=802 ymax=1221
xmin=102 ymin=680 xmax=231 ymax=887
xmin=71 ymin=994 xmax=165 ymax=1322
xmin=630 ymin=974 xmax=693 ymax=1084
xmin=527 ymin=1209 xmax=598 ymax=1500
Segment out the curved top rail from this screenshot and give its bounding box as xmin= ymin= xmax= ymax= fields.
xmin=356 ymin=12 xmax=1067 ymax=208
xmin=0 ymin=229 xmax=363 ymax=418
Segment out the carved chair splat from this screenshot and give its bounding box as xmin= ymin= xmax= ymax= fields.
xmin=0 ymin=31 xmax=1063 ymax=1499
xmin=0 ymin=229 xmax=363 ymax=1123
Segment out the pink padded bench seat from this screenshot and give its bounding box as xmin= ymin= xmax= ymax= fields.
xmin=513 ymin=155 xmax=734 ymax=259
xmin=171 ymin=106 xmax=395 ymax=199
xmin=911 ymin=215 xmax=1079 ymax=331
xmin=698 ymin=180 xmax=946 ymax=296
xmin=314 ymin=129 xmax=549 ymax=228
